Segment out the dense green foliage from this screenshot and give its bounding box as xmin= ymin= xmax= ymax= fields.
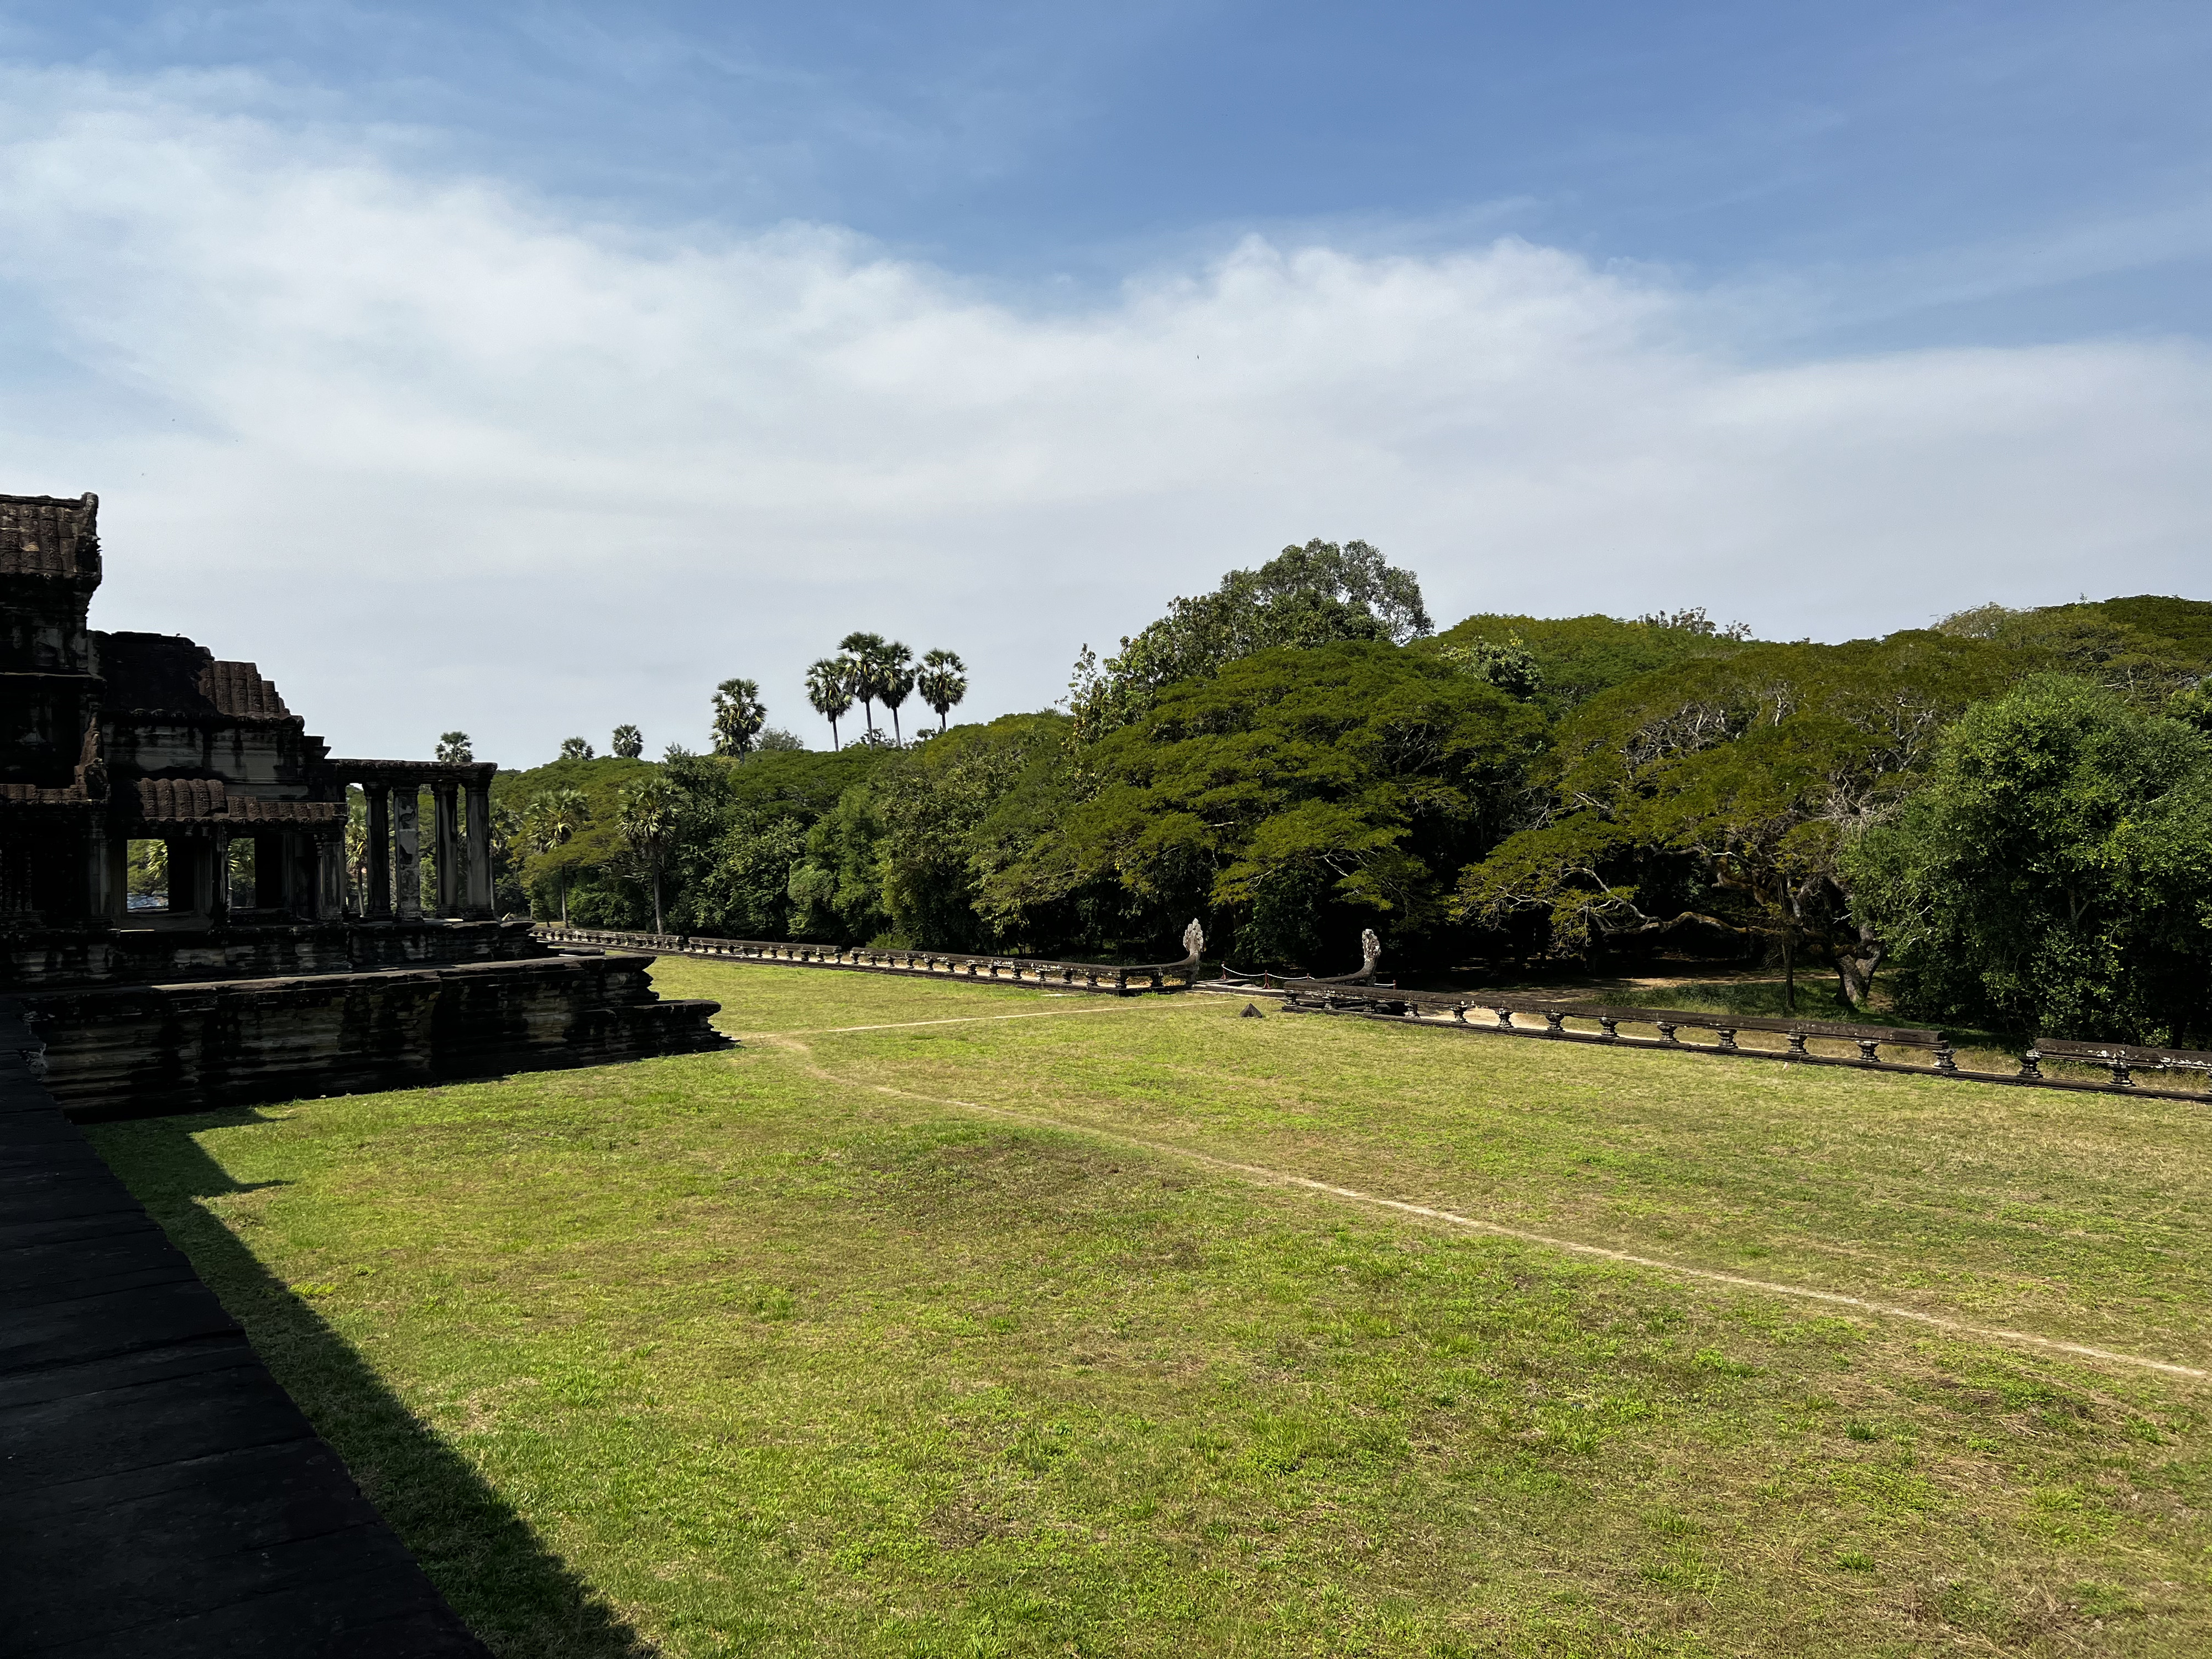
xmin=1457 ymin=633 xmax=2020 ymax=1003
xmin=1847 ymin=676 xmax=2212 ymax=1044
xmin=499 ymin=576 xmax=2210 ymax=1032
xmin=1423 ymin=608 xmax=1752 ymax=717
xmin=1069 ymin=539 xmax=1432 ymax=740
xmin=1034 ymin=643 xmax=1541 ymax=966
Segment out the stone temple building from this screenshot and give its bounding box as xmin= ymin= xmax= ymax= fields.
xmin=1 ymin=490 xmax=723 ymax=1115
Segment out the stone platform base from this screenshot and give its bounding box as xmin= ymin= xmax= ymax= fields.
xmin=23 ymin=952 xmax=727 ymax=1120
xmin=3 ymin=918 xmax=541 ymax=993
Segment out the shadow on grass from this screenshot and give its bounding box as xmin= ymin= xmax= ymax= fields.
xmin=87 ymin=1107 xmax=655 ymax=1659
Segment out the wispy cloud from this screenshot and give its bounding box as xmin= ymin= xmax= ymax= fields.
xmin=2 ymin=66 xmax=2205 ymax=764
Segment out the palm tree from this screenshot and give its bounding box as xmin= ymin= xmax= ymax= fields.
xmin=805 ymin=658 xmax=854 ymax=749
xmin=616 ymin=775 xmax=679 ymax=935
xmin=521 ymin=786 xmax=589 ymax=925
xmin=878 ymin=641 xmax=916 ymax=744
xmin=610 ymin=724 xmax=644 ymax=759
xmin=558 ymin=737 xmax=594 ymax=761
xmin=838 ymin=632 xmax=891 ymax=736
xmin=916 ymin=649 xmax=968 ymax=733
xmin=711 ymin=678 xmax=768 ymax=759
xmin=435 ymin=731 xmax=473 ymax=764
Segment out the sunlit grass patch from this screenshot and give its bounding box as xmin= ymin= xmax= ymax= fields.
xmin=87 ymin=962 xmax=2212 ymax=1657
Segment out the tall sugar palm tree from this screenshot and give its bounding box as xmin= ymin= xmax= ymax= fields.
xmin=878 ymin=641 xmax=915 ymax=744
xmin=609 ymin=724 xmax=644 ymax=759
xmin=616 ymin=774 xmax=679 ymax=935
xmin=435 ymin=731 xmax=473 ymax=763
xmin=711 ymin=678 xmax=767 ymax=759
xmin=838 ymin=632 xmax=891 ymax=736
xmin=916 ymin=649 xmax=968 ymax=733
xmin=805 ymin=657 xmax=854 ymax=749
xmin=522 ymin=786 xmax=589 ymax=925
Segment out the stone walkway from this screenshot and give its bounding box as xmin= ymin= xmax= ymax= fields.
xmin=0 ymin=1003 xmax=487 ymax=1657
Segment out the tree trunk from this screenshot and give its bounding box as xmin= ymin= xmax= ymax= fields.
xmin=829 ymin=716 xmax=840 ymax=750
xmin=557 ymin=868 xmax=568 ymax=926
xmin=1833 ymin=920 xmax=1885 ymax=1009
xmin=1782 ymin=926 xmax=1796 ymax=1014
xmin=651 ymin=865 xmax=664 ymax=936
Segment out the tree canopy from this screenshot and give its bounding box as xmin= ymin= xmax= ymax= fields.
xmin=1069 ymin=539 xmax=1432 ymax=740
xmin=1454 ymin=632 xmax=2017 ymax=1004
xmin=491 ymin=576 xmax=2208 ymax=1045
xmin=1422 ymin=610 xmax=1754 ymax=718
xmin=1044 ymin=641 xmax=1541 ymax=966
xmin=1845 ymin=675 xmax=2212 ymax=1045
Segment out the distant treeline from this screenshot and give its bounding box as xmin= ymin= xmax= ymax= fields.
xmin=487 ymin=542 xmax=2212 ymax=1047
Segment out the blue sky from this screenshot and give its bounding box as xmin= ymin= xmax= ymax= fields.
xmin=17 ymin=1 xmax=2208 ymax=340
xmin=2 ymin=3 xmax=2207 ymax=758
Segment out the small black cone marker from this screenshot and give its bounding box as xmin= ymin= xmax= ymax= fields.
xmin=1241 ymin=1003 xmax=1264 ymax=1019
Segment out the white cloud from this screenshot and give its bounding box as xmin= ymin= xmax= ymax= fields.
xmin=2 ymin=66 xmax=2206 ymax=764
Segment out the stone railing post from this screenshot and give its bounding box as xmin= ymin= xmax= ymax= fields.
xmin=364 ymin=784 xmax=392 ymax=919
xmin=393 ymin=785 xmax=422 ymax=921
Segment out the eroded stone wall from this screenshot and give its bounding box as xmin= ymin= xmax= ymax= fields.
xmin=27 ymin=952 xmax=726 ymax=1120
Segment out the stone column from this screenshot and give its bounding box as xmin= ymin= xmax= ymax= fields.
xmin=254 ymin=833 xmax=288 ymax=910
xmin=392 ymin=786 xmax=422 ymax=921
xmin=207 ymin=827 xmax=231 ymax=927
xmin=465 ymin=781 xmax=493 ymax=919
xmin=168 ymin=837 xmax=210 ymax=917
xmin=314 ymin=831 xmax=346 ymax=920
xmin=85 ymin=821 xmax=113 ymax=920
xmin=364 ymin=785 xmax=392 ymax=919
xmin=291 ymin=833 xmax=319 ymax=921
xmin=102 ymin=829 xmax=128 ymax=921
xmin=432 ymin=782 xmax=461 ymax=917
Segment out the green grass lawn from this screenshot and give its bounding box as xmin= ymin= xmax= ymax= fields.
xmin=88 ymin=963 xmax=2212 ymax=1657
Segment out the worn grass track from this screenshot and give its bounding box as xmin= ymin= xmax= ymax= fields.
xmin=87 ymin=961 xmax=2212 ymax=1657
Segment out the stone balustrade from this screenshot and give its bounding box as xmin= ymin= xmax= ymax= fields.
xmin=1267 ymin=983 xmax=2212 ymax=1098
xmin=532 ymin=925 xmax=1205 ymax=995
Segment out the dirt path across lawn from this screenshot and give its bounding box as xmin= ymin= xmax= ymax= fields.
xmin=749 ymin=1027 xmax=2211 ymax=1387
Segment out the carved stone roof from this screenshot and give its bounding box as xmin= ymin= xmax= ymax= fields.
xmin=0 ymin=492 xmax=99 ymax=578
xmin=131 ymin=777 xmax=341 ymax=826
xmin=95 ymin=632 xmax=295 ymax=722
xmin=0 ymin=780 xmax=95 ymax=809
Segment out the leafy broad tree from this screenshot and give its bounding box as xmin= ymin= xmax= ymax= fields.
xmin=558 ymin=737 xmax=594 ymax=761
xmin=1421 ymin=612 xmax=1755 ymax=719
xmin=1845 ymin=675 xmax=2212 ymax=1044
xmin=1030 ymin=641 xmax=1542 ymax=967
xmin=806 ymin=658 xmax=855 ymax=749
xmin=521 ymin=786 xmax=590 ymax=925
xmin=610 ymin=724 xmax=644 ymax=759
xmin=917 ymin=649 xmax=968 ymax=732
xmin=1454 ymin=633 xmax=2016 ymax=1008
xmin=711 ymin=678 xmax=768 ymax=759
xmin=435 ymin=731 xmax=473 ymax=763
xmin=1068 ymin=539 xmax=1433 ymax=741
xmin=1439 ymin=635 xmax=1542 ymax=700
